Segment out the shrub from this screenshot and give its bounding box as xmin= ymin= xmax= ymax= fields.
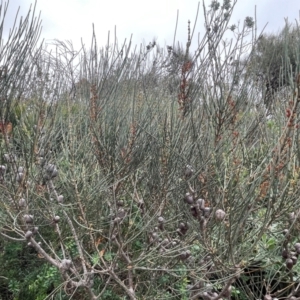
xmin=2 ymin=1 xmax=300 ymax=299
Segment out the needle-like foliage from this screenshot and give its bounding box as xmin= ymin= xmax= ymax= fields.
xmin=1 ymin=1 xmax=300 ymax=299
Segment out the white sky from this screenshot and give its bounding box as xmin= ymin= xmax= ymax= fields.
xmin=2 ymin=0 xmax=300 ymax=52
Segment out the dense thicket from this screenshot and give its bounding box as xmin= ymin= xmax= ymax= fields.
xmin=1 ymin=1 xmax=300 ymax=300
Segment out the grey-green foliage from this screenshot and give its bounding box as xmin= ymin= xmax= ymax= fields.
xmin=4 ymin=0 xmax=300 ymax=299
xmin=0 ymin=0 xmax=42 ymax=123
xmin=248 ymin=21 xmax=300 ymax=107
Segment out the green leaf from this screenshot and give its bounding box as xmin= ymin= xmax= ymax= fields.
xmin=104 ymin=252 xmax=113 ymax=262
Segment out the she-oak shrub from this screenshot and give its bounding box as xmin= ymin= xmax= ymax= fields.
xmin=2 ymin=0 xmax=300 ymax=299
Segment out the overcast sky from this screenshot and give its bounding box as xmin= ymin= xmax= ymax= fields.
xmin=2 ymin=0 xmax=300 ymax=52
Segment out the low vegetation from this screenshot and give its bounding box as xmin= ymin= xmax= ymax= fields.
xmin=1 ymin=0 xmax=300 ymax=299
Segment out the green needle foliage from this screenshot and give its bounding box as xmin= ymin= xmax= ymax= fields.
xmin=2 ymin=0 xmax=300 ymax=299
